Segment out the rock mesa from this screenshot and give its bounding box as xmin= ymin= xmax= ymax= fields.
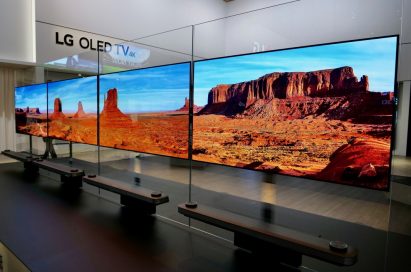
xmin=200 ymin=66 xmax=371 ymax=116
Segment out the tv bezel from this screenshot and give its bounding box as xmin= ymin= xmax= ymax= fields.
xmin=192 ymin=34 xmax=400 ymax=191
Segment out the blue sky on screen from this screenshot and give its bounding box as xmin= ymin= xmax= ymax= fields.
xmin=194 ymin=37 xmax=397 ymax=106
xmin=15 ymin=84 xmax=47 ymax=112
xmin=48 ymin=76 xmax=97 ymax=113
xmin=99 ymin=63 xmax=190 ymax=113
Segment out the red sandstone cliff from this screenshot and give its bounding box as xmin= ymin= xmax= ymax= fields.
xmin=207 ymin=66 xmax=368 ymax=105
xmin=198 ymin=66 xmax=393 ymax=120
xmin=50 ymin=98 xmax=66 ymax=119
xmin=100 ymin=88 xmax=132 ymax=126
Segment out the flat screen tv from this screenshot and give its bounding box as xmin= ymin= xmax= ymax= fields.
xmin=99 ymin=62 xmax=190 ymax=158
xmin=47 ymin=76 xmax=98 ymax=144
xmin=193 ymin=36 xmax=398 ymax=190
xmin=15 ymin=83 xmax=48 ymax=137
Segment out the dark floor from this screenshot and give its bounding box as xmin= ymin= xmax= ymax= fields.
xmin=0 ymin=160 xmax=410 ymax=272
xmin=0 ymin=162 xmax=307 ymax=272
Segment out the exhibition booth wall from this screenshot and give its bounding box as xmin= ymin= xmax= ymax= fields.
xmin=4 ymin=1 xmax=411 ymax=271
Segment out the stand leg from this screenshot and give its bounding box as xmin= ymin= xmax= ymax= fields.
xmin=50 ymin=140 xmax=57 ymax=159
xmin=69 ymin=142 xmax=73 ymax=165
xmin=43 ymin=138 xmax=50 ymax=159
xmin=120 ymin=195 xmax=156 ymax=214
xmin=60 ymin=175 xmax=82 ymax=188
xmin=29 ymin=135 xmax=33 ymax=155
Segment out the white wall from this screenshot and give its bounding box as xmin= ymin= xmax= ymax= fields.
xmin=0 ymin=0 xmax=36 ymax=63
xmin=397 ymin=0 xmax=411 ymax=155
xmin=225 ymin=0 xmax=299 ymax=16
xmin=36 ymin=0 xmax=227 ymax=41
xmin=396 ymin=82 xmax=411 ymax=155
xmin=222 ymin=0 xmax=402 ymax=55
xmin=35 ymin=0 xmax=229 ymax=66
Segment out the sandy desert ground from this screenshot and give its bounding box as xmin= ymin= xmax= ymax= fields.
xmin=100 ymin=112 xmax=189 ymax=158
xmin=193 ymin=114 xmax=391 ymax=189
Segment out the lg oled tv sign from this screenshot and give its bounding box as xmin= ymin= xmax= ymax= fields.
xmin=52 ymin=31 xmax=150 ymax=70
xmin=55 ymin=32 xmax=137 ymax=56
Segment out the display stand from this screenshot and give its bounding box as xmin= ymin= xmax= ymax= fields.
xmin=42 ymin=138 xmax=57 ymax=159
xmin=178 ymin=203 xmax=358 ymax=267
xmin=29 ymin=135 xmax=33 ymax=155
xmin=83 ymin=175 xmax=169 ymax=214
xmin=32 ymin=159 xmax=84 ymax=188
xmin=69 ymin=142 xmax=73 ymax=165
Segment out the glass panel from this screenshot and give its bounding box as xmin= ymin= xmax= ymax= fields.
xmin=97 ymin=26 xmax=193 ymax=224
xmin=192 ymin=1 xmax=403 ymax=271
xmin=9 ymin=3 xmax=410 ymax=271
xmin=34 ymin=21 xmax=101 ymax=190
xmin=14 ymin=66 xmax=48 ymax=155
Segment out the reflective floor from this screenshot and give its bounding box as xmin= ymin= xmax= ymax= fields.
xmin=1 ymin=150 xmax=410 ymax=272
xmin=391 ymin=155 xmax=411 ymax=177
xmin=1 ymin=151 xmax=410 ymax=232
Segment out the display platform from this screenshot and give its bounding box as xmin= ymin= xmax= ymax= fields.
xmin=0 ymin=161 xmax=303 ymax=272
xmin=1 ymin=159 xmax=410 ymax=271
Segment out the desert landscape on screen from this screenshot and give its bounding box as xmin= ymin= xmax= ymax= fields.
xmin=98 ymin=88 xmax=189 ymax=158
xmin=98 ymin=63 xmax=190 ymax=158
xmin=15 ymin=84 xmax=48 ymax=137
xmin=37 ymin=85 xmax=188 ymax=156
xmin=14 ymin=38 xmax=395 ymax=189
xmin=193 ymin=37 xmax=397 ymax=189
xmin=15 ymin=64 xmax=190 ymax=158
xmin=47 ymin=77 xmax=98 ymax=144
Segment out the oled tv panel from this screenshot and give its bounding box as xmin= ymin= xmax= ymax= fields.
xmin=193 ymin=36 xmax=398 ymax=190
xmin=99 ymin=62 xmax=190 ymax=158
xmin=47 ymin=76 xmax=98 ymax=144
xmin=15 ymin=83 xmax=47 ymax=137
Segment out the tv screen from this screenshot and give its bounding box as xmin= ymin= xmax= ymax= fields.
xmin=99 ymin=62 xmax=190 ymax=158
xmin=193 ymin=36 xmax=398 ymax=190
xmin=47 ymin=76 xmax=98 ymax=144
xmin=15 ymin=83 xmax=48 ymax=137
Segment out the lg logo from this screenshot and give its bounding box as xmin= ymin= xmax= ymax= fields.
xmin=55 ymin=32 xmax=138 ymax=57
xmin=253 ymin=41 xmax=266 ymax=53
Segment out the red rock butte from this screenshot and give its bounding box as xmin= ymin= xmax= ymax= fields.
xmin=178 ymin=97 xmax=202 ymax=113
xmin=50 ymin=98 xmax=66 ymax=119
xmin=100 ymin=88 xmax=132 ymax=126
xmin=73 ymin=101 xmax=87 ymax=118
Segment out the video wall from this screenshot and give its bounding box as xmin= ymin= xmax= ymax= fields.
xmin=15 ymin=36 xmax=398 ymax=190
xmin=15 ymin=62 xmax=190 ymax=158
